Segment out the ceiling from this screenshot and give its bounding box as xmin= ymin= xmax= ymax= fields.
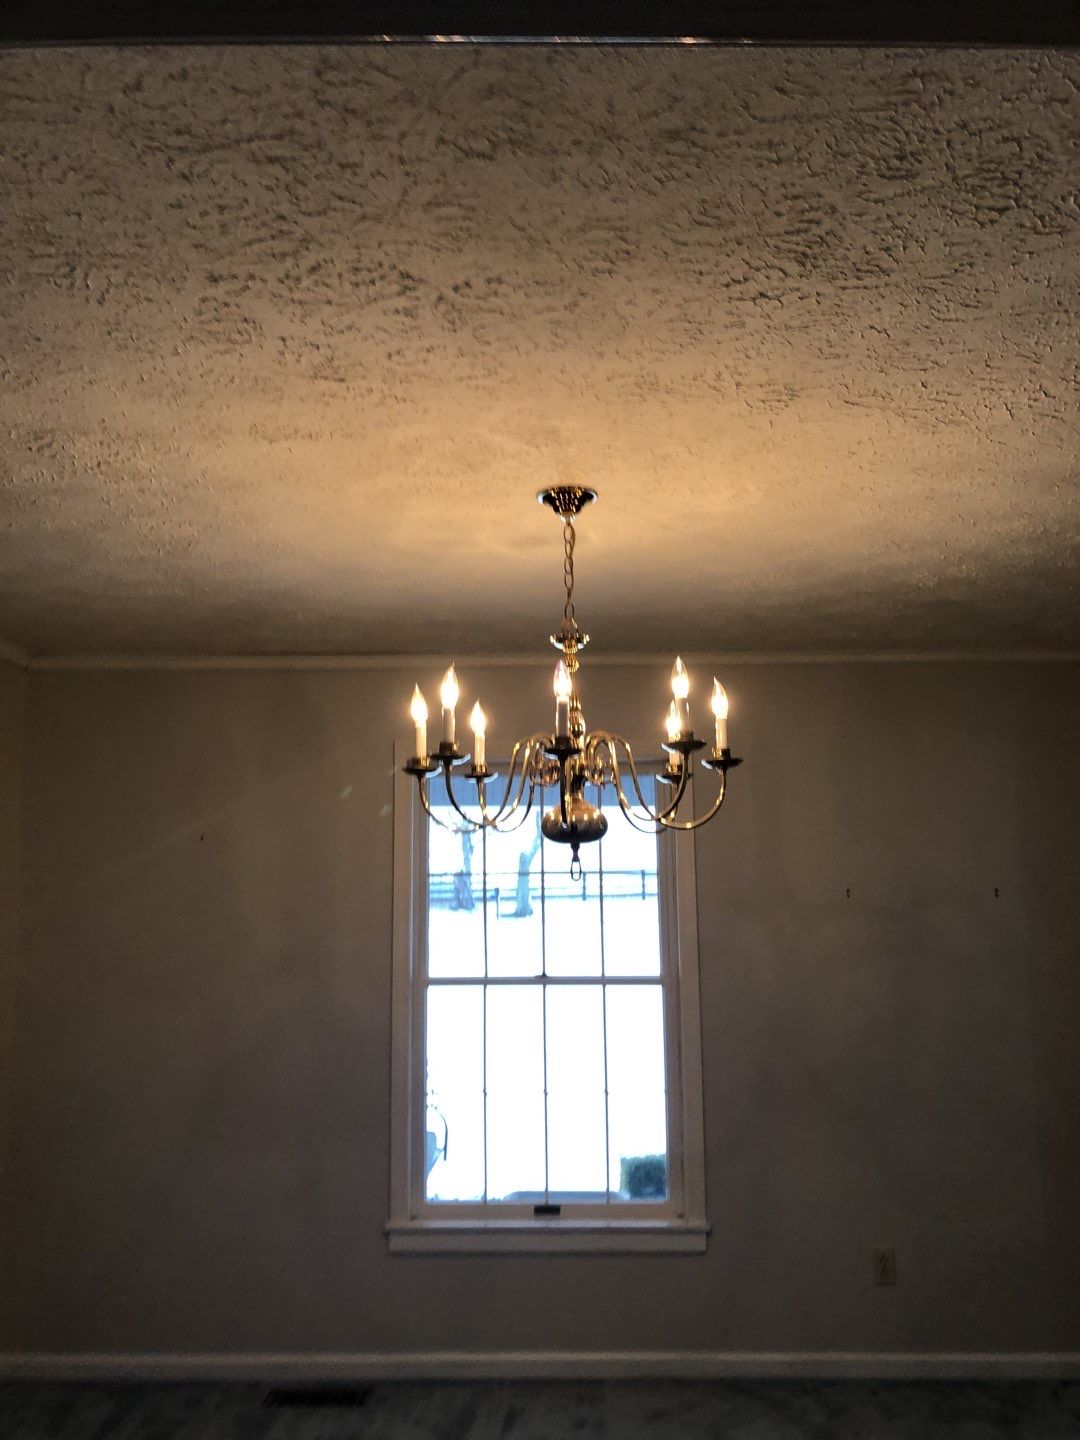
xmin=1 ymin=44 xmax=1077 ymax=657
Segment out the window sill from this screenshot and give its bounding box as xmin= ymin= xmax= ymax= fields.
xmin=386 ymin=1219 xmax=709 ymax=1254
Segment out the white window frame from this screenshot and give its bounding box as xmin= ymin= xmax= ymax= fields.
xmin=387 ymin=740 xmax=708 ymax=1253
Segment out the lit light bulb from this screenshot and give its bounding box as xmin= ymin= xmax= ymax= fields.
xmin=440 ymin=664 xmax=459 ymax=746
xmin=469 ymin=700 xmax=487 ymax=769
xmin=440 ymin=664 xmax=460 ymax=710
xmin=410 ymin=684 xmax=428 ymax=760
xmin=664 ymin=703 xmax=683 ymax=774
xmin=711 ymin=677 xmax=729 ymax=752
xmin=671 ymin=655 xmax=690 ymax=733
xmin=553 ymin=658 xmax=572 ymax=737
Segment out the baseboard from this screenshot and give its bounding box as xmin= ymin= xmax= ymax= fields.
xmin=2 ymin=1350 xmax=1080 ymax=1382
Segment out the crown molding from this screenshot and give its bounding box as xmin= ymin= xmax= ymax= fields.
xmin=27 ymin=650 xmax=1080 ymax=672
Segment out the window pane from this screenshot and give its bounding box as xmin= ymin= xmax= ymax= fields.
xmin=545 ymin=985 xmax=607 ymax=1197
xmin=484 ymin=818 xmax=543 ymax=978
xmin=545 ymin=985 xmax=605 ymax=1095
xmin=608 ymin=1090 xmax=668 ymax=1202
xmin=487 ymin=1090 xmax=545 ymax=1201
xmin=426 ymin=986 xmax=485 ymax=1201
xmin=543 ymin=843 xmax=602 ymax=976
xmin=427 ymin=802 xmax=484 ymax=979
xmin=487 ymin=986 xmax=544 ymax=1094
xmin=547 ymin=1090 xmax=608 ymax=1197
xmin=605 ymin=985 xmax=666 ymax=1095
xmin=601 ymin=887 xmax=661 ymax=977
xmin=486 ymin=988 xmax=545 ymax=1199
xmin=597 ymin=781 xmax=661 ymax=977
xmin=425 ymin=1089 xmax=485 ymax=1202
xmin=426 ymin=985 xmax=484 ymax=1096
xmin=606 ymin=985 xmax=669 ymax=1204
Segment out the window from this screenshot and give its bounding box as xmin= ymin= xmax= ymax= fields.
xmin=389 ymin=744 xmax=707 ymax=1252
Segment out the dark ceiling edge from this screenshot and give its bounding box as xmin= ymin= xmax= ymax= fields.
xmin=7 ymin=39 xmax=1080 ymax=51
xmin=1 ymin=3 xmax=1078 ymax=48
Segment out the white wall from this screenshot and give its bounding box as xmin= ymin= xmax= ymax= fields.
xmin=3 ymin=661 xmax=1079 ymax=1363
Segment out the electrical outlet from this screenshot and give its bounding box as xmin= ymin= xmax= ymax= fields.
xmin=873 ymin=1247 xmax=898 ymax=1286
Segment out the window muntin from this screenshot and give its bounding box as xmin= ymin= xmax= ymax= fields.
xmin=422 ymin=776 xmax=674 ymax=1213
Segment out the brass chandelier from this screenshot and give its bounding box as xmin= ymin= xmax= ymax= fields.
xmin=403 ymin=486 xmax=742 ymax=873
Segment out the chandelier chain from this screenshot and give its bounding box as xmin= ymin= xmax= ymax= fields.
xmin=563 ymin=517 xmax=577 ymax=633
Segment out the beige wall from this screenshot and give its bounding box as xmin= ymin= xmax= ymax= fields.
xmin=3 ymin=661 xmax=1079 ymax=1357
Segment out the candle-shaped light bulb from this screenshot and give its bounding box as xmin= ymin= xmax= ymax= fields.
xmin=440 ymin=664 xmax=459 ymax=747
xmin=664 ymin=702 xmax=683 ymax=773
xmin=710 ymin=677 xmax=729 ymax=752
xmin=440 ymin=664 xmax=460 ymax=710
xmin=410 ymin=684 xmax=429 ymax=760
xmin=553 ymin=658 xmax=572 ymax=737
xmin=671 ymin=655 xmax=690 ymax=733
xmin=469 ymin=700 xmax=487 ymax=770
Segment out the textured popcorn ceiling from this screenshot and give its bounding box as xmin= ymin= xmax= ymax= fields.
xmin=1 ymin=44 xmax=1078 ymax=657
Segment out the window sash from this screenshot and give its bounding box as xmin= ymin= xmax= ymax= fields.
xmin=415 ymin=757 xmax=683 ymax=1219
xmin=421 ymin=981 xmax=676 ymax=1218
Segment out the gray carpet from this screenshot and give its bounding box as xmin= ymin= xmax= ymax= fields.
xmin=2 ymin=1381 xmax=1080 ymax=1439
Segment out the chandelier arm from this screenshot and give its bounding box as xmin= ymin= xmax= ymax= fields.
xmin=482 ymin=764 xmax=537 ymax=832
xmin=477 ymin=735 xmax=552 ymax=826
xmin=621 ymin=737 xmax=691 ymax=822
xmin=587 ymin=732 xmax=689 ymax=825
xmin=475 ymin=741 xmax=527 ymax=827
xmin=584 ymin=734 xmax=654 ymax=826
xmin=416 ymin=776 xmax=485 ymax=835
xmin=442 ymin=733 xmax=546 ymax=829
xmin=415 ymin=764 xmax=541 ymax=838
xmin=488 ymin=772 xmax=542 ymax=834
xmin=439 ymin=764 xmax=488 ymax=831
xmin=608 ymin=732 xmax=728 ymax=833
xmin=584 ymin=735 xmax=665 ymax=833
xmin=609 ymin=769 xmax=669 ymax=834
xmin=655 ymin=769 xmax=728 ymax=832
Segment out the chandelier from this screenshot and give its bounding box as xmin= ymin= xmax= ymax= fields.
xmin=403 ymin=486 xmax=743 ymax=873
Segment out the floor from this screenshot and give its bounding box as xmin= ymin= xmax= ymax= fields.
xmin=2 ymin=1380 xmax=1080 ymax=1439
